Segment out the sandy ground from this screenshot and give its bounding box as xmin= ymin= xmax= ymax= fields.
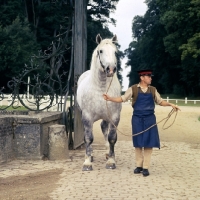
xmin=94 ymin=103 xmax=200 ymax=144
xmin=0 ymin=104 xmax=199 ymax=199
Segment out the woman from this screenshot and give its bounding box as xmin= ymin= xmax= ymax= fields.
xmin=103 ymin=69 xmax=180 ymax=176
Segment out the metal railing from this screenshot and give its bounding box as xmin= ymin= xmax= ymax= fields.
xmin=0 ymin=25 xmax=73 ymax=112
xmin=0 ymin=94 xmax=73 ymax=111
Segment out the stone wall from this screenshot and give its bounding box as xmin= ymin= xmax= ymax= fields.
xmin=0 ymin=111 xmax=63 ymax=163
xmin=0 ymin=117 xmax=14 ymax=163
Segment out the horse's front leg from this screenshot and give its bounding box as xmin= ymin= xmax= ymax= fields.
xmin=82 ymin=118 xmax=94 ymax=171
xmin=100 ymin=120 xmax=109 ymax=158
xmin=106 ymin=120 xmax=119 ymax=169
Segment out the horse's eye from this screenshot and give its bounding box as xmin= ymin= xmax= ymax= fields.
xmin=100 ymin=50 xmax=103 ymax=53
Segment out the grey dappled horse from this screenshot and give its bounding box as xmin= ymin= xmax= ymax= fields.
xmin=77 ymin=34 xmax=122 ymax=171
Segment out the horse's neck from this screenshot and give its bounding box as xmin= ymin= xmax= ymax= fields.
xmin=90 ymin=63 xmax=110 ymax=89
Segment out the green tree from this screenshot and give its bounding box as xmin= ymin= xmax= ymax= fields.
xmin=0 ymin=17 xmax=39 ymax=85
xmin=125 ymin=0 xmax=170 ymax=92
xmin=0 ymin=0 xmax=123 ymax=90
xmin=157 ymin=0 xmax=200 ymax=96
xmin=87 ymin=0 xmax=119 ymax=25
xmin=0 ymin=0 xmax=25 ymax=27
xmin=125 ymin=0 xmax=200 ymax=96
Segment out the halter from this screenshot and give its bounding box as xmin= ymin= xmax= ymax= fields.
xmin=97 ymin=50 xmax=106 ymax=72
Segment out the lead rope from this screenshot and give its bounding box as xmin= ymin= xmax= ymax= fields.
xmin=105 ymin=78 xmax=178 ymax=137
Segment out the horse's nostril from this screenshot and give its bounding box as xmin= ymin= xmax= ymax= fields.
xmin=106 ymin=67 xmax=110 ymax=72
xmin=113 ymin=67 xmax=116 ymax=73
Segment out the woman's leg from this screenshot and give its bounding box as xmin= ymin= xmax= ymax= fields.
xmin=143 ymin=147 xmax=153 ymax=169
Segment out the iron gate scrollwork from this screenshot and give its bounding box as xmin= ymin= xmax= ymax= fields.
xmin=0 ymin=25 xmax=75 ymax=148
xmin=0 ymin=0 xmax=87 ymax=150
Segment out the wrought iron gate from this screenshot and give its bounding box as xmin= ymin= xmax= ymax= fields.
xmin=0 ymin=0 xmax=87 ymax=150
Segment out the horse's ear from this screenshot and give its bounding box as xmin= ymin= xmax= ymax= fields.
xmin=112 ymin=35 xmax=118 ymax=43
xmin=96 ymin=34 xmax=102 ymax=44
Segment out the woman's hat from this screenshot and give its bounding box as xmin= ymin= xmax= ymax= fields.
xmin=137 ymin=69 xmax=154 ymax=76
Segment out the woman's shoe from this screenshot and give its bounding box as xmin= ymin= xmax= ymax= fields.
xmin=134 ymin=167 xmax=143 ymax=174
xmin=142 ymin=169 xmax=150 ymax=176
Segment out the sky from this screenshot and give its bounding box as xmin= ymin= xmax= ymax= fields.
xmin=108 ymin=0 xmax=147 ymax=91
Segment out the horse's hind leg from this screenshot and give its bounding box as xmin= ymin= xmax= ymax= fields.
xmin=106 ymin=119 xmax=119 ymax=169
xmin=82 ymin=117 xmax=94 ymax=171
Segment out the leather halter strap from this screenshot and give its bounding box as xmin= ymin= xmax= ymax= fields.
xmin=97 ymin=50 xmax=106 ymax=72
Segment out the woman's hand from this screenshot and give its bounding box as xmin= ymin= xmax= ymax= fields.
xmin=103 ymin=94 xmax=123 ymax=103
xmin=103 ymin=94 xmax=110 ymax=101
xmin=170 ymin=103 xmax=181 ymax=111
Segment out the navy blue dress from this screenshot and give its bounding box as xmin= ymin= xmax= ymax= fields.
xmin=131 ymin=90 xmax=160 ymax=148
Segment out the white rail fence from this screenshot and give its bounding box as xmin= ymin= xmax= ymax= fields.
xmin=1 ymin=94 xmax=200 ymax=111
xmin=164 ymin=97 xmax=200 ymax=105
xmin=126 ymin=97 xmax=200 ymax=105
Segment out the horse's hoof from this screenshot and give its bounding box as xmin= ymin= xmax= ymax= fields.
xmin=106 ymin=163 xmax=116 ymax=169
xmin=82 ymin=165 xmax=93 ymax=171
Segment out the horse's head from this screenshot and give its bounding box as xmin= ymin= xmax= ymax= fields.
xmin=96 ymin=34 xmax=118 ymax=77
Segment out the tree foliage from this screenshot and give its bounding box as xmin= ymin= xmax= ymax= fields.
xmin=0 ymin=17 xmax=39 ymax=84
xmin=0 ymin=0 xmax=123 ymax=91
xmin=125 ymin=0 xmax=200 ymax=96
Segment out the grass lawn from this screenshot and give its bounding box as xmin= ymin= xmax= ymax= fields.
xmin=0 ymin=106 xmax=28 ymax=111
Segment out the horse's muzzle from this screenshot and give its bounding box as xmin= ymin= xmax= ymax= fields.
xmin=106 ymin=66 xmax=116 ymax=77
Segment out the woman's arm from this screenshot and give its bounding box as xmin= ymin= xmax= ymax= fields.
xmin=159 ymin=100 xmax=181 ymax=111
xmin=103 ymin=94 xmax=123 ymax=103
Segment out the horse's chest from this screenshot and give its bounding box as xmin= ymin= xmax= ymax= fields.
xmin=78 ymin=78 xmax=121 ymax=121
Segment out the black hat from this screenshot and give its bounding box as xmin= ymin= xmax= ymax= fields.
xmin=137 ymin=69 xmax=154 ymax=76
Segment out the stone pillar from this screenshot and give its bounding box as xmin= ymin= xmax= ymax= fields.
xmin=48 ymin=124 xmax=69 ymax=160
